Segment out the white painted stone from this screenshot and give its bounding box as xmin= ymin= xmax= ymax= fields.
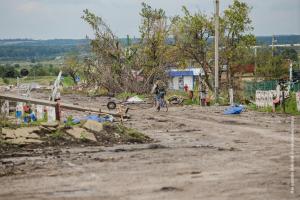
xmin=36 ymin=105 xmax=44 ymax=120
xmin=47 ymin=106 xmax=56 ymax=122
xmin=296 ymin=92 xmax=300 ymax=112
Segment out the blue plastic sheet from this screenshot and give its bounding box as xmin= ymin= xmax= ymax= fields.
xmin=84 ymin=115 xmax=113 ymax=123
xmin=224 ymin=105 xmax=244 ymax=115
xmin=23 ymin=113 xmax=37 ymax=123
xmin=65 ymin=114 xmax=114 ymax=124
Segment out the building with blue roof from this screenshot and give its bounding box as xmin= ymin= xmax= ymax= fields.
xmin=168 ymin=67 xmax=204 ymax=91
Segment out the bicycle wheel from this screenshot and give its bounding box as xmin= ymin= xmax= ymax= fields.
xmin=160 ymin=99 xmax=168 ymax=112
xmin=156 ymin=100 xmax=161 ymax=112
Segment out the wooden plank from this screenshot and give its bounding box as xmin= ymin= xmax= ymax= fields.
xmin=0 ymin=93 xmax=128 ymax=118
xmin=0 ymin=94 xmax=57 ymax=107
xmin=60 ymin=102 xmax=119 ymax=116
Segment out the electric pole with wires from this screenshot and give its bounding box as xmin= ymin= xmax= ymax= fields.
xmin=214 ymin=0 xmax=220 ymax=104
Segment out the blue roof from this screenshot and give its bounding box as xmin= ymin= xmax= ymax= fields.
xmin=169 ymin=70 xmax=194 ymax=77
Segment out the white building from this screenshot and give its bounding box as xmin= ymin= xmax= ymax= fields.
xmin=168 ymin=68 xmax=204 ymax=91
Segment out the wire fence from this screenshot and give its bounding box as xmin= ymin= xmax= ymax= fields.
xmin=243 ymin=80 xmax=300 ymax=100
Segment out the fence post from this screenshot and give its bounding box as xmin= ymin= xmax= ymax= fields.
xmin=55 ymin=101 xmax=61 ymax=122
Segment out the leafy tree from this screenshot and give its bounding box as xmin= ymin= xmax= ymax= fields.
xmin=62 ymin=53 xmax=81 ymax=84
xmin=220 ymin=0 xmax=256 ymax=95
xmin=138 ymin=2 xmax=170 ymax=88
xmin=172 ymin=6 xmax=214 ymax=90
xmin=14 ymin=64 xmax=20 ymax=68
xmin=0 ymin=64 xmax=20 ymax=78
xmin=256 ymin=47 xmax=289 ymax=80
xmin=30 ymin=64 xmax=48 ymax=76
xmin=280 ymin=48 xmax=298 ymax=62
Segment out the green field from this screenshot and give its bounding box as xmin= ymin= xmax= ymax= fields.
xmin=0 ymin=76 xmax=75 ymax=87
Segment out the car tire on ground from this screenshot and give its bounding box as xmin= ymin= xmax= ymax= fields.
xmin=107 ymin=101 xmax=117 ymax=110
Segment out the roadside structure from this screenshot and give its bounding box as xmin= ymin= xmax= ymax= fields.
xmin=168 ymin=67 xmax=204 ymax=91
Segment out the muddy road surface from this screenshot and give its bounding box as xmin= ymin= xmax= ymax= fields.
xmin=0 ymin=102 xmax=299 ymax=200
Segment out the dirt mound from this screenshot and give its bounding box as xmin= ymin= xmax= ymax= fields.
xmin=0 ymin=120 xmax=152 ymax=155
xmin=96 ymin=122 xmax=152 ymax=145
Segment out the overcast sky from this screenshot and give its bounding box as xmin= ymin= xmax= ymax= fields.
xmin=0 ymin=0 xmax=299 ymax=39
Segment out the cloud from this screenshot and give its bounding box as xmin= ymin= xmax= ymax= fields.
xmin=0 ymin=0 xmax=298 ymax=39
xmin=16 ymin=1 xmax=45 ymax=13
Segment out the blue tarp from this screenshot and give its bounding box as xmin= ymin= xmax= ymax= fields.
xmin=169 ymin=71 xmax=194 ymax=77
xmin=66 ymin=114 xmax=114 ymax=124
xmin=224 ymin=105 xmax=244 ymax=115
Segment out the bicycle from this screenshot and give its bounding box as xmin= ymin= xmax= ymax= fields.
xmin=156 ymin=96 xmax=168 ymax=112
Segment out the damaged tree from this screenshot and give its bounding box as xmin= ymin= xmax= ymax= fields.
xmin=82 ymin=4 xmax=172 ymax=94
xmin=82 ymin=9 xmax=138 ymax=94
xmin=138 ymin=3 xmax=171 ymax=91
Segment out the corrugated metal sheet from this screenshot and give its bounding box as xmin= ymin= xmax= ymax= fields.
xmin=169 ymin=71 xmax=194 ymax=77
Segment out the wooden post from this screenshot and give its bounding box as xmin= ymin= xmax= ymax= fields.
xmin=198 ymin=75 xmax=202 ymax=106
xmin=229 ymin=88 xmax=234 ymax=105
xmin=55 ymin=101 xmax=61 ymax=121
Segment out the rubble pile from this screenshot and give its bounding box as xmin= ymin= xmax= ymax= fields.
xmin=0 ymin=118 xmax=151 ymax=149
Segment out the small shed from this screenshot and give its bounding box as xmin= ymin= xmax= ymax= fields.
xmin=168 ymin=68 xmax=203 ymax=91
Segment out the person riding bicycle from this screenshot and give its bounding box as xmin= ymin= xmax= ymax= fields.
xmin=151 ymin=79 xmax=167 ymax=111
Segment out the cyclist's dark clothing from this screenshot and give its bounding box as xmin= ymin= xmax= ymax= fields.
xmin=153 ymin=81 xmax=166 ymax=100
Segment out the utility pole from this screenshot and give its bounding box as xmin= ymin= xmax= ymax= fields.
xmin=254 ymin=47 xmax=257 ymax=73
xmin=214 ymin=0 xmax=220 ymax=104
xmin=272 ymin=35 xmax=276 ymax=57
xmin=289 ymin=62 xmax=293 ymax=82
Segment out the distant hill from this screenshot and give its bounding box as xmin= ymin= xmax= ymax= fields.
xmin=0 ymin=39 xmax=90 ymax=61
xmin=0 ymin=35 xmax=299 ymax=61
xmin=256 ymin=35 xmax=300 ymax=45
xmin=0 ymin=39 xmax=89 ymax=46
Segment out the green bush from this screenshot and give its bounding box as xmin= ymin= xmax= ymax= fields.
xmin=62 ymin=76 xmax=75 ymax=87
xmin=2 ymin=78 xmax=9 ymax=85
xmin=50 ymin=130 xmax=64 ymax=139
xmin=183 ymin=98 xmax=199 ymax=105
xmin=285 ymin=93 xmax=300 ymax=115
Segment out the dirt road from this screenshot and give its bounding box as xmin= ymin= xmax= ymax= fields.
xmin=0 ymin=103 xmax=299 ymax=199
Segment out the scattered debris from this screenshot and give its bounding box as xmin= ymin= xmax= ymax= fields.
xmin=147 ymin=144 xmax=167 ymax=149
xmin=159 ymin=186 xmax=183 ymax=192
xmin=1 ymin=127 xmax=42 ymax=144
xmin=168 ymin=96 xmax=184 ymax=105
xmin=126 ymin=96 xmax=144 ymax=103
xmin=83 ymin=120 xmax=104 ymax=133
xmin=41 ymin=122 xmax=59 ymax=128
xmin=66 ymin=127 xmax=97 ymax=142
